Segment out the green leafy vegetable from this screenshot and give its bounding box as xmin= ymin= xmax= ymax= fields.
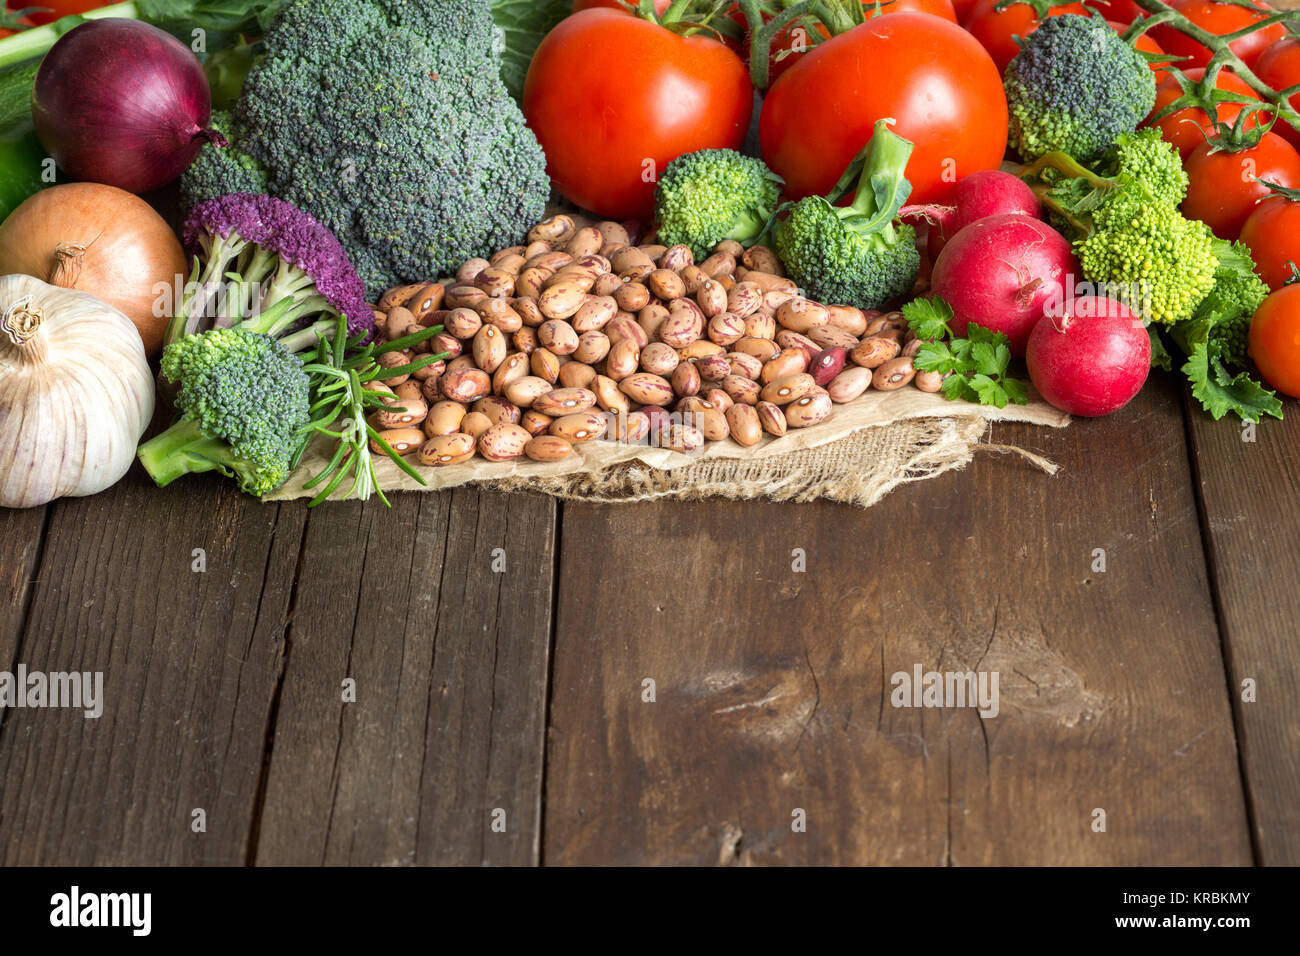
xmin=491 ymin=0 xmax=570 ymax=102
xmin=901 ymin=297 xmax=1031 ymax=409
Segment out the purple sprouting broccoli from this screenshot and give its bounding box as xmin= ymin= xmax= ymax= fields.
xmin=166 ymin=193 xmax=372 ymax=355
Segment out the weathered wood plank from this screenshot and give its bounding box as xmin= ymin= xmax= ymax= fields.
xmin=253 ymin=488 xmax=556 ymax=866
xmin=0 ymin=505 xmax=47 ymax=670
xmin=1186 ymin=401 xmax=1300 ymax=865
xmin=544 ymin=377 xmax=1252 ymax=865
xmin=0 ymin=472 xmax=302 ymax=865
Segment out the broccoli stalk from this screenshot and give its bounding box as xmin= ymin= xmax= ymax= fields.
xmin=773 ymin=117 xmax=920 ymax=310
xmin=137 ymin=417 xmax=267 ymax=490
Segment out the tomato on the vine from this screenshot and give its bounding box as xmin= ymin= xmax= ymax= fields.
xmin=1146 ymin=68 xmax=1262 ymax=157
xmin=523 ymin=8 xmax=753 ymax=221
xmin=963 ymin=0 xmax=1089 ymax=74
xmin=1182 ymin=132 xmax=1300 ymax=240
xmin=1254 ymin=40 xmax=1300 ymax=153
xmin=1150 ymin=0 xmax=1285 ymax=71
xmin=1249 ymin=284 xmax=1300 ymax=398
xmin=760 ymin=12 xmax=1007 ymax=207
xmin=1241 ymin=192 xmax=1300 ymax=292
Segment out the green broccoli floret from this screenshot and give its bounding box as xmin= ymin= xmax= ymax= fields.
xmin=1006 ymin=14 xmax=1157 ymax=163
xmin=183 ymin=0 xmax=550 ymax=298
xmin=1026 ymin=129 xmax=1217 ymax=325
xmin=137 ymin=329 xmax=311 ymax=496
xmin=773 ymin=119 xmax=920 ymax=309
xmin=1183 ymin=239 xmax=1269 ymax=366
xmin=654 ymin=149 xmax=783 ymax=261
xmin=179 ymin=111 xmax=269 ymax=213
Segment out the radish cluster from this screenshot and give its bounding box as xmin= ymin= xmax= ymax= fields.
xmin=920 ymin=171 xmax=1150 ymax=416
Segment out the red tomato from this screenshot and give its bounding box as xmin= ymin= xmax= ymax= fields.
xmin=953 ymin=0 xmax=980 ymax=20
xmin=1088 ymin=0 xmax=1146 ymax=22
xmin=964 ymin=0 xmax=1089 ymax=74
xmin=1109 ymin=20 xmax=1169 ymax=84
xmin=1147 ymin=68 xmax=1262 ymax=157
xmin=1183 ymin=132 xmax=1300 ymax=240
xmin=523 ymin=9 xmax=753 ymax=222
xmin=1150 ymin=0 xmax=1285 ymax=71
xmin=1255 ymin=40 xmax=1300 ymax=153
xmin=1241 ymin=193 xmax=1300 ymax=291
xmin=760 ymin=13 xmax=1007 ymax=207
xmin=25 ymin=1 xmax=110 ymax=25
xmin=1249 ymin=284 xmax=1300 ymax=397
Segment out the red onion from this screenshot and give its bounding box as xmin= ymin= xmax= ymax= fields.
xmin=31 ymin=19 xmax=223 ymax=196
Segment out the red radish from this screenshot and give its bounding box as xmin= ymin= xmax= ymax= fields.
xmin=32 ymin=19 xmax=222 ymax=195
xmin=930 ymin=214 xmax=1076 ymax=356
xmin=901 ymin=170 xmax=1041 ymax=259
xmin=1027 ymin=295 xmax=1151 ymax=416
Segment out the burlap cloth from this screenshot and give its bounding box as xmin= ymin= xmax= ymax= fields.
xmin=266 ymin=390 xmax=1069 ymax=508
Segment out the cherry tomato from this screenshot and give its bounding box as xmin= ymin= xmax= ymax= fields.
xmin=523 ymin=9 xmax=753 ymax=222
xmin=1146 ymin=67 xmax=1262 ymax=157
xmin=1241 ymin=193 xmax=1300 ymax=292
xmin=1150 ymin=0 xmax=1285 ymax=71
xmin=1109 ymin=20 xmax=1168 ymax=84
xmin=1183 ymin=132 xmax=1300 ymax=240
xmin=964 ymin=0 xmax=1089 ymax=74
xmin=1249 ymin=284 xmax=1300 ymax=398
xmin=1254 ymin=40 xmax=1300 ymax=153
xmin=761 ymin=13 xmax=1007 ymax=207
xmin=25 ymin=1 xmax=111 ymax=25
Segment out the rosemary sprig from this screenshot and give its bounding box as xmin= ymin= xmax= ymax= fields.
xmin=296 ymin=315 xmax=449 ymax=507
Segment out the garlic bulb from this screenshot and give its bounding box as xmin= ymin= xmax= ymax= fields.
xmin=0 ymin=274 xmax=154 ymax=508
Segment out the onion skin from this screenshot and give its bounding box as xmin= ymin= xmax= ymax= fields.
xmin=0 ymin=182 xmax=188 ymax=357
xmin=32 ymin=19 xmax=219 ymax=195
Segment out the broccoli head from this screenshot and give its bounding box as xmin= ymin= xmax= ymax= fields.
xmin=774 ymin=119 xmax=920 ymax=310
xmin=138 ymin=329 xmax=311 ymax=495
xmin=182 ymin=0 xmax=550 ymax=298
xmin=654 ymin=149 xmax=783 ymax=261
xmin=170 ymin=193 xmax=372 ymax=354
xmin=1006 ymin=14 xmax=1157 ymax=163
xmin=1026 ymin=129 xmax=1217 ymax=325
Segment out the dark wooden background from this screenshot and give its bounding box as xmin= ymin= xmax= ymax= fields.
xmin=1 ymin=368 xmax=1295 ymax=866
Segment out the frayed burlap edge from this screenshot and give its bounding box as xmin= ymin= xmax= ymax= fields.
xmin=478 ymin=416 xmax=1057 ymax=510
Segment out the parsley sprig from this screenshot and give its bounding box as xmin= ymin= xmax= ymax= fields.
xmin=900 ymin=297 xmax=1030 ymax=409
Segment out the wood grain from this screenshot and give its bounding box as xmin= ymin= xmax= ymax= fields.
xmin=0 ymin=473 xmax=302 ymax=865
xmin=252 ymin=489 xmax=555 ymax=866
xmin=0 ymin=505 xmax=46 ymax=672
xmin=543 ymin=376 xmax=1253 ymax=865
xmin=1186 ymin=401 xmax=1300 ymax=865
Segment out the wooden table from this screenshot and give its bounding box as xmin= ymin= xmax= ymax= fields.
xmin=1 ymin=368 xmax=1295 ymax=866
